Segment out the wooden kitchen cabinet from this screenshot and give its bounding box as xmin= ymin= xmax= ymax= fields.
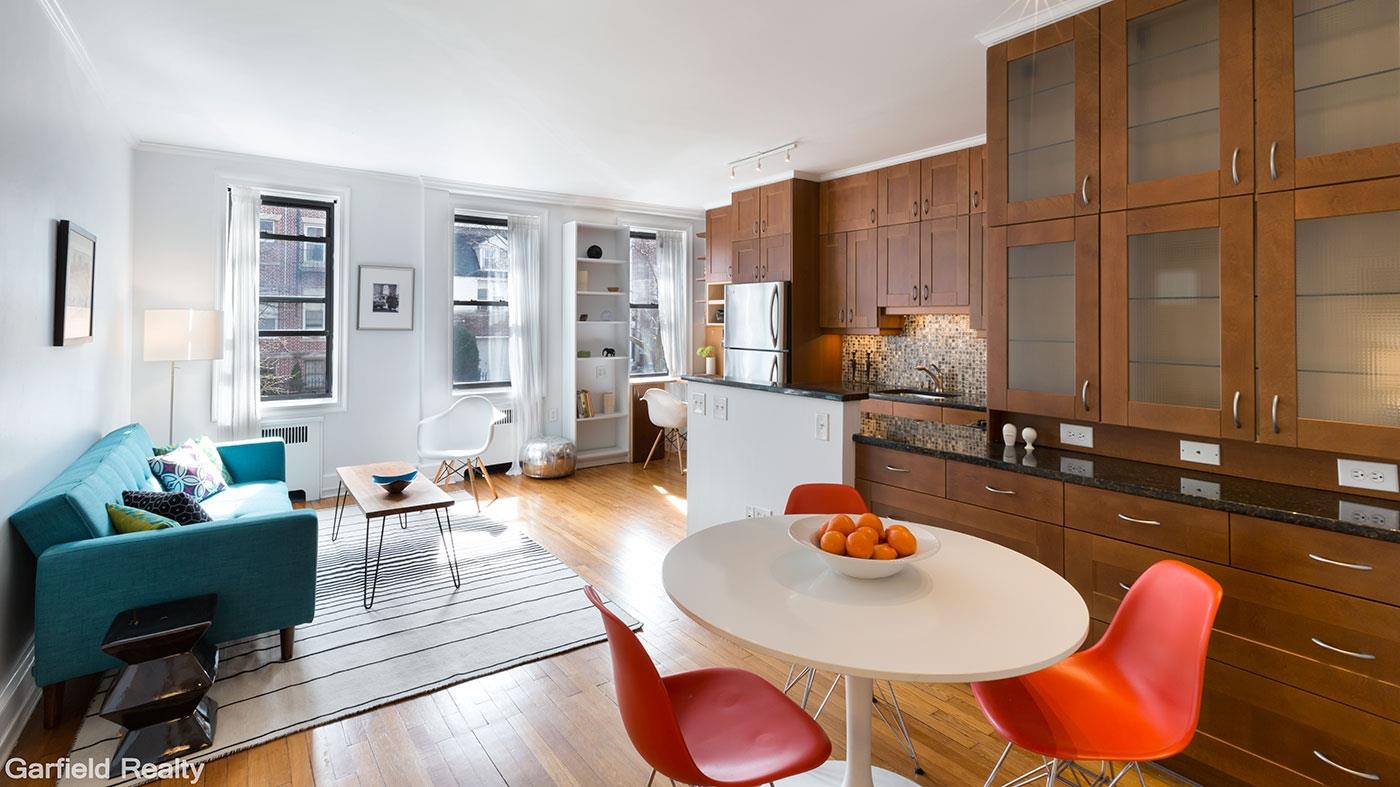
xmin=760 ymin=180 xmax=792 ymax=236
xmin=1100 ymin=197 xmax=1254 ymax=440
xmin=1255 ymin=0 xmax=1400 ymax=192
xmin=1256 ymin=177 xmax=1400 ymax=460
xmin=705 ymin=205 xmax=732 ymax=282
xmin=987 ymin=9 xmax=1100 ymax=225
xmin=969 ymin=144 xmax=986 ymax=214
xmin=1100 ymin=0 xmax=1254 ymax=210
xmin=818 ymin=233 xmax=847 ymax=329
xmin=819 ymin=230 xmax=893 ymax=333
xmin=969 ymin=213 xmax=986 ymax=331
xmin=877 ymin=161 xmax=923 ymax=226
xmin=987 ymin=215 xmax=1100 ymax=420
xmin=731 ymin=186 xmax=761 ymax=241
xmin=731 ymin=238 xmax=760 ymax=284
xmin=876 ymin=222 xmax=921 ymax=308
xmin=920 ymin=215 xmax=970 ymax=307
xmin=921 ymin=149 xmax=970 ymax=219
xmin=760 ymin=234 xmax=791 ymax=282
xmin=819 ymin=171 xmax=878 ymax=233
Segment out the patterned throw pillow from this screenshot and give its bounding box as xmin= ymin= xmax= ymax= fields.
xmin=148 ymin=446 xmax=228 ymax=501
xmin=122 ymin=490 xmax=213 ymax=525
xmin=107 ymin=503 xmax=179 ymax=534
xmin=157 ymin=438 xmax=234 ymax=484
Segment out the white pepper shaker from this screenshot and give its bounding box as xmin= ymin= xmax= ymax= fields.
xmin=1001 ymin=423 xmax=1017 ymax=446
xmin=1021 ymin=426 xmax=1038 ymax=451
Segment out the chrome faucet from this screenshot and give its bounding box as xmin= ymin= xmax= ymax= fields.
xmin=915 ymin=363 xmax=946 ymax=393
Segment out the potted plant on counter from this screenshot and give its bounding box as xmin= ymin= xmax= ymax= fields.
xmin=696 ymin=345 xmax=716 ymax=375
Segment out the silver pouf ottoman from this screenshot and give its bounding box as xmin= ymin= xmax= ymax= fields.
xmin=521 ymin=436 xmax=577 ymax=479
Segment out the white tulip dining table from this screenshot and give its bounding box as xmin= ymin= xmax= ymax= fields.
xmin=661 ymin=515 xmax=1089 ymax=787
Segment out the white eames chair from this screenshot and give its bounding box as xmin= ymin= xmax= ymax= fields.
xmin=642 ymin=388 xmax=687 ymax=472
xmin=418 ymin=395 xmax=506 ymax=511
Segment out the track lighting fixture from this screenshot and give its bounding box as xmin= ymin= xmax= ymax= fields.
xmin=725 ymin=142 xmax=798 ymax=179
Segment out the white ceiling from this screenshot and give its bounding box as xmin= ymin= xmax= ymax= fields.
xmin=59 ymin=0 xmax=1070 ymax=210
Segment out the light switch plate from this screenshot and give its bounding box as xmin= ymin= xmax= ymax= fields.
xmin=1337 ymin=458 xmax=1399 ymax=493
xmin=1060 ymin=423 xmax=1094 ymax=448
xmin=691 ymin=392 xmax=706 ymax=415
xmin=1179 ymin=440 xmax=1221 ymax=466
xmin=815 ymin=412 xmax=830 ymax=441
xmin=547 ymin=407 xmax=559 ymax=422
xmin=1339 ymin=500 xmax=1400 ymax=530
xmin=714 ymin=396 xmax=728 ymax=421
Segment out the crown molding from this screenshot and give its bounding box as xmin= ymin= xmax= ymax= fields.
xmin=35 ymin=0 xmax=136 ymax=145
xmin=817 ymin=135 xmax=987 ymax=181
xmin=975 ymin=0 xmax=1108 ymax=46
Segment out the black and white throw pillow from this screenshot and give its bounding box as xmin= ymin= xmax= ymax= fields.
xmin=121 ymin=490 xmax=213 ymax=525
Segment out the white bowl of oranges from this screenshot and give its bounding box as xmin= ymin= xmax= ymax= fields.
xmin=788 ymin=513 xmax=940 ymax=580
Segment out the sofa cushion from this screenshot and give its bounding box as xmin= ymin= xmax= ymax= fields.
xmin=199 ymin=481 xmax=294 ymax=521
xmin=122 ymin=490 xmax=213 ymax=525
xmin=11 ymin=424 xmax=158 ymax=556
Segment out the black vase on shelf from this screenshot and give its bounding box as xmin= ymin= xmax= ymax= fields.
xmin=585 ymin=244 xmax=603 ymax=259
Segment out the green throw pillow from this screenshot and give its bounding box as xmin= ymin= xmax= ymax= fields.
xmin=107 ymin=503 xmax=179 ymax=534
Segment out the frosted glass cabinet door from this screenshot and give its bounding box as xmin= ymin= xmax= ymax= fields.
xmin=1100 ymin=0 xmax=1254 ymax=210
xmin=1257 ymin=177 xmax=1400 ymax=460
xmin=1256 ymin=0 xmax=1400 ymax=191
xmin=988 ymin=216 xmax=1100 ymax=420
xmin=987 ymin=10 xmax=1100 ymax=226
xmin=1102 ymin=198 xmax=1254 ymax=439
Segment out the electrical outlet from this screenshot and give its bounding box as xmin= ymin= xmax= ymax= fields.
xmin=1059 ymin=457 xmax=1094 ymax=478
xmin=1180 ymin=478 xmax=1221 ymax=500
xmin=594 ymin=365 xmax=606 ymax=378
xmin=1179 ymin=440 xmax=1221 ymax=466
xmin=714 ymin=396 xmax=728 ymax=421
xmin=1059 ymin=423 xmax=1094 ymax=448
xmin=743 ymin=506 xmax=755 ymax=518
xmin=753 ymin=506 xmax=774 ymax=518
xmin=691 ymin=392 xmax=706 ymax=415
xmin=815 ymin=412 xmax=830 ymax=441
xmin=1337 ymin=458 xmax=1400 ymax=493
xmin=1339 ymin=500 xmax=1400 ymax=530
xmin=547 ymin=407 xmax=559 ymax=422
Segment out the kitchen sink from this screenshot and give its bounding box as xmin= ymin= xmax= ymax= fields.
xmin=875 ymin=388 xmax=962 ymax=400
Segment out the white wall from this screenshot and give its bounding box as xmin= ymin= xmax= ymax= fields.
xmin=686 ymin=382 xmax=860 ymax=532
xmin=131 ymin=149 xmax=701 ymax=497
xmin=0 ymin=0 xmax=134 ymax=753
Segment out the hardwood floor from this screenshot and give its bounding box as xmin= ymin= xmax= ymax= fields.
xmin=6 ymin=460 xmax=1189 ymax=787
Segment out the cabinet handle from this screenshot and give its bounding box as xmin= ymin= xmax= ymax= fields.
xmin=761 ymin=219 xmax=766 ymax=232
xmin=923 ymin=199 xmax=930 ymax=215
xmin=912 ymin=200 xmax=918 ymax=217
xmin=870 ymin=208 xmax=876 ymax=224
xmin=754 ymin=265 xmax=760 ymax=280
xmin=1310 ymin=637 xmax=1376 ymax=661
xmin=923 ymin=284 xmax=930 ymax=301
xmin=1313 ymin=751 xmax=1379 ymax=781
xmin=754 ymin=220 xmax=759 ymax=234
xmin=1232 ymin=390 xmax=1241 ymax=429
xmin=911 ymin=284 xmax=919 ymax=301
xmin=1268 ymin=141 xmax=1279 ymax=181
xmin=1080 ymin=175 xmax=1091 ymax=206
xmin=1117 ymin=513 xmax=1161 ymax=526
xmin=1270 ymin=394 xmax=1280 ymax=434
xmin=1081 ymin=380 xmax=1091 ymax=412
xmin=984 ymin=485 xmax=1016 ymax=496
xmin=884 ymin=465 xmax=911 ymax=473
xmin=972 ymin=190 xmax=980 ymax=209
xmin=848 ymin=308 xmax=854 ymax=323
xmin=1230 ymin=147 xmax=1241 ymax=185
xmin=1117 ymin=581 xmax=1133 ymax=592
xmin=1308 ymin=553 xmax=1373 ymax=572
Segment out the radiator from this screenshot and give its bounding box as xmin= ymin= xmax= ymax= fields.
xmin=260 ymin=418 xmax=323 ymax=501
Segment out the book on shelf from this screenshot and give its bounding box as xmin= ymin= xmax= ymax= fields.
xmin=600 ymin=392 xmax=615 ymax=414
xmin=576 ymin=389 xmax=594 ymax=418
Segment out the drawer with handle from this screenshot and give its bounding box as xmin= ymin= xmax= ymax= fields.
xmin=1232 ymin=514 xmax=1400 ymax=607
xmin=1198 ymin=660 xmax=1400 ymax=785
xmin=1064 ymin=485 xmax=1228 ymax=562
xmin=854 ymin=444 xmax=944 ymax=496
xmin=945 ymin=462 xmax=1063 ymax=524
xmin=1066 ymin=530 xmax=1400 ymax=723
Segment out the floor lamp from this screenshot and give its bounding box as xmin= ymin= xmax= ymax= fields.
xmin=144 ymin=309 xmax=224 ymax=445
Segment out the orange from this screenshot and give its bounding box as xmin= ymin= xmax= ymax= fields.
xmin=819 ymin=530 xmax=848 ymax=556
xmin=886 ymin=526 xmax=917 ymax=557
xmin=855 ymin=525 xmax=881 ymax=545
xmin=816 ymin=522 xmax=831 ymax=542
xmin=872 ymin=544 xmax=898 ymax=560
xmin=827 ymin=514 xmax=857 ymax=536
xmin=846 ymin=529 xmax=876 ymax=559
xmin=856 ymin=513 xmax=885 ymax=541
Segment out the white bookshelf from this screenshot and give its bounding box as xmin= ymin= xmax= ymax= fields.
xmin=563 ymin=221 xmax=633 ymax=468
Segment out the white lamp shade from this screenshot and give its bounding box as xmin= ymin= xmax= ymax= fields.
xmin=144 ymin=309 xmax=224 ymax=361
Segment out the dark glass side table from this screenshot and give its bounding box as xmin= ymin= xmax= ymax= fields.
xmin=99 ymin=594 xmax=219 ymax=767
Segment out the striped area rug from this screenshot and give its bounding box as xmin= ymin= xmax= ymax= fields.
xmin=58 ymin=493 xmax=638 ymax=786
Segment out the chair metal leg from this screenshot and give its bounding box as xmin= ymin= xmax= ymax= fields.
xmin=644 ymin=429 xmax=663 ymax=469
xmin=799 ymin=667 xmax=816 ymax=710
xmin=877 ymin=680 xmax=925 ymax=775
xmin=476 ymin=457 xmax=498 ymax=500
xmin=983 ymin=741 xmax=1014 ymax=787
xmin=646 ymin=769 xmax=656 ymax=787
xmin=1046 ymin=759 xmax=1061 ymax=787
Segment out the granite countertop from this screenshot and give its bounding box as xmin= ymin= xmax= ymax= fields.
xmin=680 ymin=375 xmax=988 ymax=410
xmin=856 ymin=413 xmax=1400 ymax=544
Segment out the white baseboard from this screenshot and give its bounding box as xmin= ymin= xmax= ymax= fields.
xmin=0 ymin=637 xmax=40 ymax=759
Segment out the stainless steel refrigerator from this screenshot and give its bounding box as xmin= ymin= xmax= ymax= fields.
xmin=723 ymin=281 xmax=790 ymax=385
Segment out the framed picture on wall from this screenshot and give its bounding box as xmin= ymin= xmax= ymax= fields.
xmin=357 ymin=264 xmax=415 ymax=330
xmin=53 ymin=220 xmax=96 ymax=346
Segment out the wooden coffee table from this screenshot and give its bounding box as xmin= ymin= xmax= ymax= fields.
xmin=331 ymin=462 xmax=461 ymax=609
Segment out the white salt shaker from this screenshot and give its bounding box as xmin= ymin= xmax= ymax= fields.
xmin=1001 ymin=423 xmax=1017 ymax=446
xmin=1021 ymin=426 xmax=1038 ymax=451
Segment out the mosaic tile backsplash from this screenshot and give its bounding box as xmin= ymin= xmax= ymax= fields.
xmin=841 ymin=314 xmax=988 ymax=406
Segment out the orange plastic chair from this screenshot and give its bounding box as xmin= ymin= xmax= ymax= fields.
xmin=971 ymin=559 xmax=1223 ymax=787
xmin=783 ymin=483 xmax=869 ymax=516
xmin=582 ymin=586 xmax=831 ymax=787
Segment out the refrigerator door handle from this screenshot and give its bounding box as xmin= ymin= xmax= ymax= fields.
xmin=770 ymin=355 xmax=779 ymax=384
xmin=769 ymin=286 xmax=779 ymax=346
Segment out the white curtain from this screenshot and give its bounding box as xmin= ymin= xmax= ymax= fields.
xmin=655 ymin=229 xmax=691 ymax=378
xmin=211 ymin=186 xmax=261 ymax=439
xmin=505 ymin=215 xmax=543 ymax=475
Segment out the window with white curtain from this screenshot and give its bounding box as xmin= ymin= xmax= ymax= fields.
xmin=452 ymin=215 xmax=512 ymax=388
xmin=629 ymin=231 xmax=668 ymax=376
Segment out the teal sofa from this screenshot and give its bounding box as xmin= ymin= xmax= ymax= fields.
xmin=10 ymin=424 xmax=318 ymax=726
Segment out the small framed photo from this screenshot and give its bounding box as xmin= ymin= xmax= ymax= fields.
xmin=54 ymin=220 xmax=96 ymax=346
xmin=357 ymin=264 xmax=415 ymax=330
